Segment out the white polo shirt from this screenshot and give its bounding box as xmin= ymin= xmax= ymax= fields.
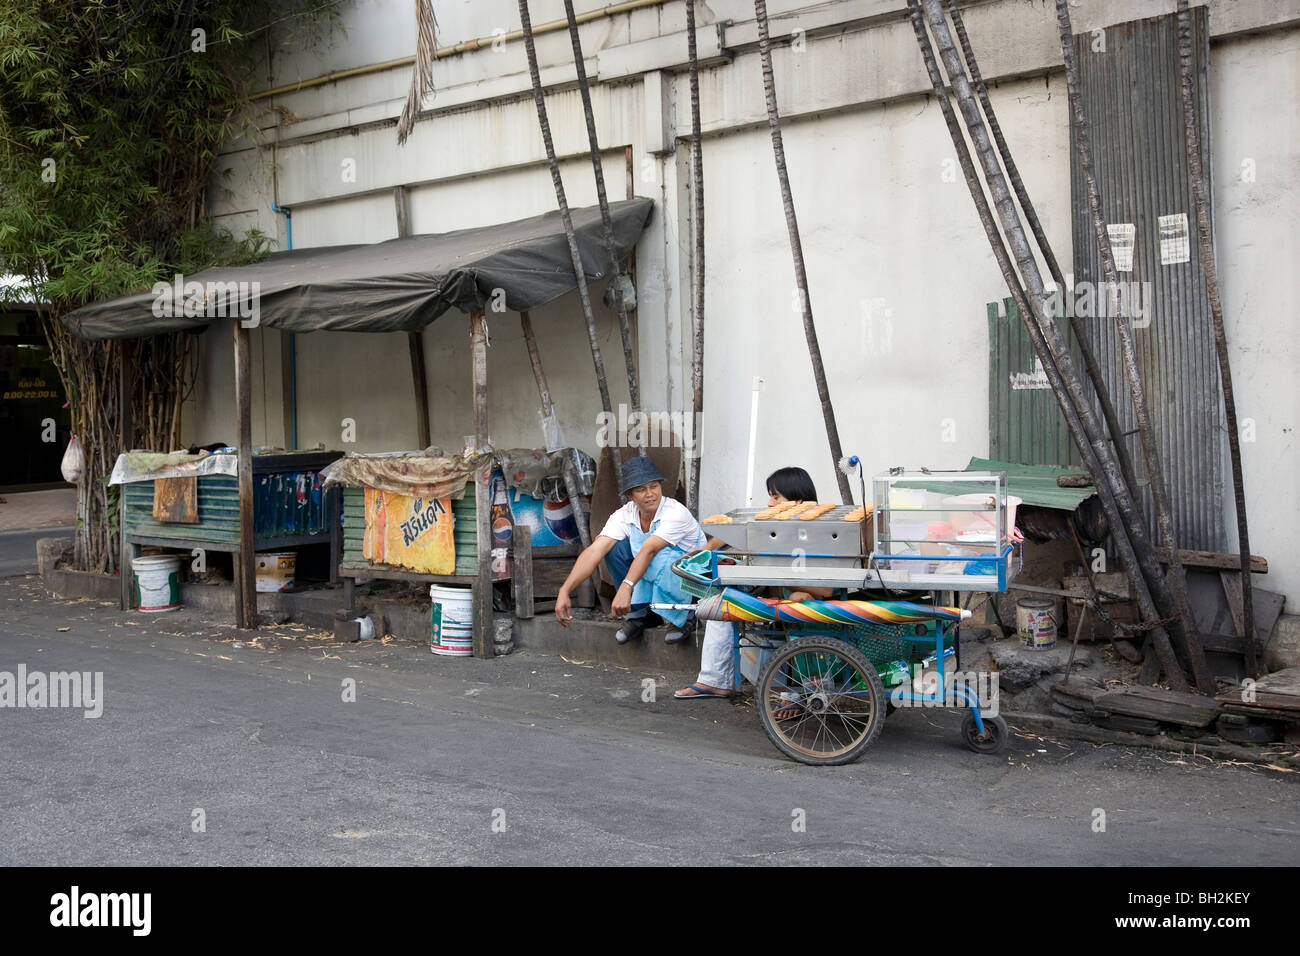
xmin=598 ymin=496 xmax=707 ymax=552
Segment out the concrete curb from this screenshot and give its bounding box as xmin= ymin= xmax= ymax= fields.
xmin=515 ymin=614 xmax=702 ymax=673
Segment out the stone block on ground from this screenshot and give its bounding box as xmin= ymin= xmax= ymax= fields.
xmin=989 ymin=638 xmax=1094 ymax=692
xmin=1266 ymin=615 xmax=1300 ymax=672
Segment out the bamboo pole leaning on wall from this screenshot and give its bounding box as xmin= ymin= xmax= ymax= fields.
xmin=752 ymin=0 xmax=853 ymax=505
xmin=908 ymin=0 xmax=1189 ymax=688
xmin=517 ymin=0 xmax=624 ymax=492
xmin=1175 ymin=0 xmax=1257 ymax=678
xmin=944 ymin=0 xmax=1144 ymax=510
xmin=686 ymin=0 xmax=706 ymax=513
xmin=559 ymin=0 xmax=644 ymax=458
xmin=1053 ymin=0 xmax=1207 ymax=693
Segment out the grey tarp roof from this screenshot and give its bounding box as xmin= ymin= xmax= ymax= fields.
xmin=62 ymin=197 xmax=653 ymax=340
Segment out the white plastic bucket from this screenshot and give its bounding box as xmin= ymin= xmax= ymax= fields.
xmin=430 ymin=584 xmax=474 ymax=657
xmin=133 ymin=555 xmax=181 ymax=612
xmin=255 ymin=552 xmax=296 ymax=593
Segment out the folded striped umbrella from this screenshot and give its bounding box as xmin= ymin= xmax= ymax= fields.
xmin=693 ymin=588 xmax=969 ymax=625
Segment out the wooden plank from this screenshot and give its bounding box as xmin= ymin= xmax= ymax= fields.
xmin=1156 ymin=547 xmax=1267 ymax=574
xmin=531 ymin=543 xmax=581 ymax=558
xmin=470 ymin=310 xmax=493 ymax=659
xmin=512 ymin=524 xmax=534 ymax=619
xmin=1094 ymin=686 xmax=1221 ymax=728
xmin=233 ymin=321 xmax=257 ymax=629
xmin=337 ymin=561 xmax=476 ymax=586
xmin=1220 ymin=703 xmax=1300 ymax=722
xmin=126 ymin=534 xmax=238 ymax=553
xmin=120 ymin=493 xmax=135 ymax=610
xmin=1195 ymin=631 xmax=1268 ymax=656
xmin=1050 ymin=680 xmax=1108 ymax=706
xmin=1220 ymin=570 xmax=1246 ymax=640
xmin=152 ymin=477 xmax=199 ymax=523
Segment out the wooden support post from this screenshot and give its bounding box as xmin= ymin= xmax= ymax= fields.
xmin=233 ymin=321 xmax=257 ymax=629
xmin=470 ymin=310 xmax=495 ymax=658
xmin=395 ymin=185 xmax=432 ymax=449
xmin=118 ymin=340 xmax=133 ymax=585
xmin=408 ymin=332 xmax=431 ymax=449
xmin=513 ymin=524 xmax=534 ymax=619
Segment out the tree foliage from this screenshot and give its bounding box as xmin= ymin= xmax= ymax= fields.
xmin=0 ymin=0 xmax=337 ymax=571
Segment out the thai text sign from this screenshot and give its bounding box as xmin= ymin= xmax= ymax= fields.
xmin=363 ymin=489 xmax=455 ymax=574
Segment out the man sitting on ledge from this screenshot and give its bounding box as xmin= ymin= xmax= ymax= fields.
xmin=554 ymin=456 xmax=705 ymax=645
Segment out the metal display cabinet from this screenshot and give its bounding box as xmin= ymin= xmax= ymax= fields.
xmin=868 ymin=471 xmax=1016 ymax=593
xmin=120 ymin=450 xmax=344 ymax=621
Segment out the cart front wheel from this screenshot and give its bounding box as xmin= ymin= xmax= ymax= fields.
xmin=961 ymin=712 xmax=1009 ymax=755
xmin=756 ymin=636 xmax=887 ymax=766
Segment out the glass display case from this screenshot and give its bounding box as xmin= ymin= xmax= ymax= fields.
xmin=869 ymin=471 xmax=1018 ymax=593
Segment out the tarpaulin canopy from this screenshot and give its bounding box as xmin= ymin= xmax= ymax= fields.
xmin=62 ymin=197 xmax=654 ymax=340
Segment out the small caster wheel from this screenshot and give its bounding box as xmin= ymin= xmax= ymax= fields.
xmin=961 ymin=712 xmax=1009 ymax=755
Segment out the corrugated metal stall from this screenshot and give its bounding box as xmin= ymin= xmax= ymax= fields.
xmin=1069 ymin=5 xmax=1224 ymax=552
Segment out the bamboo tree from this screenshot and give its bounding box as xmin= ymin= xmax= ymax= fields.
xmin=752 ymin=0 xmax=853 ymax=505
xmin=1176 ymin=0 xmax=1257 ymax=677
xmin=1055 ymin=0 xmax=1208 ymax=692
xmin=686 ymin=0 xmax=706 ymax=512
xmin=516 ymin=0 xmax=623 ymax=490
xmin=559 ymin=0 xmax=644 ymax=457
xmin=909 ymin=0 xmax=1189 ymax=687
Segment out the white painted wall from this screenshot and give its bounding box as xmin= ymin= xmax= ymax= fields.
xmin=1210 ymin=28 xmax=1300 ymax=604
xmin=194 ymin=0 xmax=1300 ymax=605
xmin=694 ymin=78 xmax=1073 ymax=515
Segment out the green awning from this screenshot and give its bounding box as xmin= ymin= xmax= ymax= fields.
xmin=964 ymin=457 xmax=1098 ymax=511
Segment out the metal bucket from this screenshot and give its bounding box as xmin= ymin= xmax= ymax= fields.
xmin=1016 ymin=598 xmax=1057 ymax=649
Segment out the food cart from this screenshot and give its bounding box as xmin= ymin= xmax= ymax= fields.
xmin=666 ymin=467 xmax=1018 ymax=765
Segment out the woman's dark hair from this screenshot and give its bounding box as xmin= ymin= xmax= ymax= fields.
xmin=766 ymin=466 xmax=818 ymax=502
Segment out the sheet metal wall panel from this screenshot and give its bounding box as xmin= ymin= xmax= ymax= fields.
xmin=1069 ymin=6 xmax=1224 ymax=552
xmin=987 ymin=297 xmax=1082 ymax=468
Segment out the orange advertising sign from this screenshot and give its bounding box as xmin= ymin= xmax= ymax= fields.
xmin=362 ymin=489 xmax=456 ymax=574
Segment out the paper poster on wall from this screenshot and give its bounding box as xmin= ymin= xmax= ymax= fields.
xmin=363 ymin=488 xmax=455 ymax=574
xmin=1158 ymin=213 xmax=1191 ymax=265
xmin=1106 ymin=223 xmax=1136 ymax=272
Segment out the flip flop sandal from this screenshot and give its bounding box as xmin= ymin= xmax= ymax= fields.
xmin=774 ymin=692 xmax=804 ymax=721
xmin=674 ymin=683 xmax=730 ymax=700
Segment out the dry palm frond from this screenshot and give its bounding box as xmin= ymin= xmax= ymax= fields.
xmin=396 ymin=0 xmax=440 ymax=145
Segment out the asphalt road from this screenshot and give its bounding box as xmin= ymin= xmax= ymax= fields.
xmin=2 ymin=577 xmax=1297 ymax=866
xmin=0 ymin=527 xmax=72 ymax=578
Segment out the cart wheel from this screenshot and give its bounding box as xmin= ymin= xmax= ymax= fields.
xmin=961 ymin=712 xmax=1009 ymax=755
xmin=756 ymin=636 xmax=886 ymax=766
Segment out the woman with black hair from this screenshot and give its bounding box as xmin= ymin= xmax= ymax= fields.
xmin=675 ymin=466 xmax=833 ymax=706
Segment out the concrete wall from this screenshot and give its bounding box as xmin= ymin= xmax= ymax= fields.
xmin=192 ymin=0 xmax=1300 ymax=604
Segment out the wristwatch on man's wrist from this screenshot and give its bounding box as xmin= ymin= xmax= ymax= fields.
xmin=620 ymin=579 xmax=637 ymax=590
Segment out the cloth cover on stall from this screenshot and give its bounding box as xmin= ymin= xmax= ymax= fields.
xmin=321 ymin=454 xmax=474 ymax=500
xmin=109 ymin=450 xmax=237 ymax=485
